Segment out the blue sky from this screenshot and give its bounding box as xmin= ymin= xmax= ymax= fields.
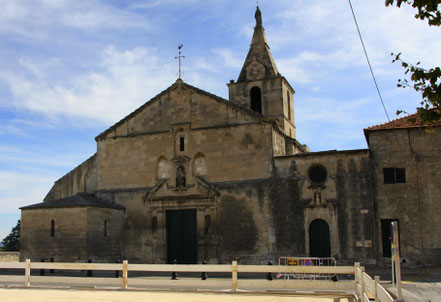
xmin=0 ymin=0 xmax=440 ymax=240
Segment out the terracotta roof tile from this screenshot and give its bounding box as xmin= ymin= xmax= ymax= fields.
xmin=365 ymin=112 xmax=441 ymax=131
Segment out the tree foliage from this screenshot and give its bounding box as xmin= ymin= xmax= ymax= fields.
xmin=386 ymin=0 xmax=441 ymax=26
xmin=386 ymin=0 xmax=441 ymax=125
xmin=1 ymin=220 xmax=20 ymax=251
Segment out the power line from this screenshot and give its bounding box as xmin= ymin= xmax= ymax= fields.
xmin=348 ymin=0 xmax=391 ymax=122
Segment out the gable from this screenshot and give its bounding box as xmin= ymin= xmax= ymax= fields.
xmin=96 ymin=80 xmax=264 ymax=141
xmin=143 ymin=176 xmax=220 ymax=202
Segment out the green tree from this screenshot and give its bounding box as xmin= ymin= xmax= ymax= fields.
xmin=386 ymin=0 xmax=441 ymax=125
xmin=1 ymin=220 xmax=20 ymax=251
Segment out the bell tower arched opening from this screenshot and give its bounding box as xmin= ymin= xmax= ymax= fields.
xmin=250 ymin=86 xmax=262 ymax=114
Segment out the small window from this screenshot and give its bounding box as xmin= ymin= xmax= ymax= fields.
xmin=308 ymin=164 xmax=327 ymax=184
xmin=383 ymin=168 xmax=406 ymax=184
xmin=104 ymin=220 xmax=108 ymax=237
xmin=287 ymin=91 xmax=291 ymax=121
xmin=180 ymin=137 xmax=185 ymax=151
xmin=396 ymin=168 xmax=406 ymax=183
xmin=50 ymin=220 xmax=55 ymax=237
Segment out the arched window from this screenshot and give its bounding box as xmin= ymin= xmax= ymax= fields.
xmin=176 ymin=166 xmax=186 ymax=188
xmin=287 ymin=91 xmax=291 ymax=121
xmin=194 ymin=153 xmax=207 ymax=176
xmin=250 ymin=86 xmax=262 ymax=114
xmin=50 ymin=220 xmax=55 ymax=237
xmin=157 ymin=156 xmax=170 ymax=179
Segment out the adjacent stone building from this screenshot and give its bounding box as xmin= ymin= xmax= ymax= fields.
xmin=20 ymin=7 xmax=441 ymax=265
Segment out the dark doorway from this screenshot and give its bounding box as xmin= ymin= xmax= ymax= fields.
xmin=250 ymin=86 xmax=262 ymax=114
xmin=381 ymin=219 xmax=399 ymax=257
xmin=167 ymin=209 xmax=197 ymax=264
xmin=309 ymin=219 xmax=331 ymax=257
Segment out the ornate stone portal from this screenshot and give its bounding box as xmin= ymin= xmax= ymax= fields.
xmin=143 ymin=177 xmax=220 ymax=263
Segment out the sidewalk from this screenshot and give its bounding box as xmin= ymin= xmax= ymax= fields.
xmin=365 ymin=266 xmax=441 ymax=302
xmin=0 ymin=288 xmax=353 ymax=302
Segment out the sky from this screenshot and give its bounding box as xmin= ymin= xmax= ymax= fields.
xmin=0 ymin=0 xmax=440 ymax=241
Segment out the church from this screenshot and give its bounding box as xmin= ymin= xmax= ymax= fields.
xmin=20 ymin=7 xmax=441 ymax=266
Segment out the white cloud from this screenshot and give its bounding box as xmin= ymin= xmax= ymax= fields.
xmin=0 ymin=170 xmax=54 ymax=213
xmin=1 ymin=45 xmax=178 ymax=124
xmin=0 ymin=0 xmax=150 ymax=40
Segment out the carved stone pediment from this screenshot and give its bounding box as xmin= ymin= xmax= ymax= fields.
xmin=302 ymin=192 xmax=337 ymax=209
xmin=171 ymin=155 xmax=190 ymax=165
xmin=143 ymin=176 xmax=219 ymax=203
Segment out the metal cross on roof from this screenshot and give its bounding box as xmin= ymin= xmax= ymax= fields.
xmin=175 ymin=44 xmax=185 ymax=79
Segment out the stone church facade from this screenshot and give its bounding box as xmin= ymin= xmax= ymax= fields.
xmin=20 ymin=8 xmax=441 ymax=266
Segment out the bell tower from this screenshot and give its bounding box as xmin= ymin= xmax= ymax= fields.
xmin=228 ymin=6 xmax=296 ymax=138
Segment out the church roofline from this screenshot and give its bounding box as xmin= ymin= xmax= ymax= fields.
xmin=363 ymin=110 xmax=441 ymax=145
xmin=95 ymin=80 xmax=268 ymax=141
xmin=274 ymin=148 xmax=369 ymax=159
xmin=21 ymin=192 xmax=125 ymax=211
xmin=364 ymin=111 xmax=441 ymax=132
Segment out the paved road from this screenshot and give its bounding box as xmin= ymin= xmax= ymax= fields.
xmin=0 ymin=288 xmax=353 ymax=302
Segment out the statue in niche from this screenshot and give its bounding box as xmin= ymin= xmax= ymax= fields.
xmin=314 ymin=192 xmax=322 ymax=204
xmin=176 ymin=166 xmax=186 ymax=188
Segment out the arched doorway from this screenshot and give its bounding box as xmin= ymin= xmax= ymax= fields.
xmin=309 ymin=219 xmax=331 ymax=257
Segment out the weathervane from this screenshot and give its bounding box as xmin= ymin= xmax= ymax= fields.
xmin=175 ymin=44 xmax=185 ymax=79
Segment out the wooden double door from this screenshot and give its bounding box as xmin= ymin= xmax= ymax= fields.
xmin=166 ymin=209 xmax=197 ymax=264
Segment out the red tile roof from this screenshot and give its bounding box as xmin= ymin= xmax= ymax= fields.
xmin=365 ymin=112 xmax=441 ymax=131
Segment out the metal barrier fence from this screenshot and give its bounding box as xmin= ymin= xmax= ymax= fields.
xmin=278 ymin=257 xmax=336 ymax=280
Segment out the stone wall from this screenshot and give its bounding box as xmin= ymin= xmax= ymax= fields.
xmin=367 ymin=127 xmax=441 ymax=265
xmin=228 ymin=77 xmax=296 ymax=138
xmin=274 ymin=149 xmax=374 ymax=262
xmin=0 ymin=252 xmax=19 ymax=262
xmin=97 ymin=123 xmax=274 ymax=190
xmin=93 ymin=148 xmax=375 ymax=265
xmin=20 ymin=208 xmax=88 ymax=262
xmin=86 ymin=207 xmax=125 ymax=262
xmin=20 ymin=207 xmax=124 ymax=262
xmin=97 ymin=190 xmax=147 ymax=263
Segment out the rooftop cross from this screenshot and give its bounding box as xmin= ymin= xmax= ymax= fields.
xmin=175 ymin=44 xmax=185 ymax=79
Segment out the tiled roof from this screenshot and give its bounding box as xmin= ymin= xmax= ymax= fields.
xmin=20 ymin=192 xmax=125 ymax=210
xmin=365 ymin=112 xmax=441 ymax=131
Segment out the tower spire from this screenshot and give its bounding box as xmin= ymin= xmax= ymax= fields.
xmin=235 ymin=6 xmax=279 ymax=82
xmin=227 ymin=6 xmax=296 ymax=138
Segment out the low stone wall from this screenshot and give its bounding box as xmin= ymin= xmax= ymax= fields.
xmin=0 ymin=252 xmax=20 ymax=262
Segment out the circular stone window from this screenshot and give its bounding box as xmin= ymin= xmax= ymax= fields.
xmin=308 ymin=164 xmax=328 ymax=183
